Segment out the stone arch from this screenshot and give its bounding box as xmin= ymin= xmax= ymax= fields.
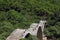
xmin=37 ymin=26 xmax=43 ymax=40
xmin=25 ymin=33 xmax=31 ymax=38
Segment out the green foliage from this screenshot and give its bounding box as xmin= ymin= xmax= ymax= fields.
xmin=0 ymin=0 xmax=60 ymax=40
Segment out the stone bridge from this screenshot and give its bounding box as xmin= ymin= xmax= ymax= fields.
xmin=6 ymin=20 xmax=47 ymax=40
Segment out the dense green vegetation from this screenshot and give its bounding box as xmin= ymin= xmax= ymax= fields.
xmin=0 ymin=0 xmax=60 ymax=40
